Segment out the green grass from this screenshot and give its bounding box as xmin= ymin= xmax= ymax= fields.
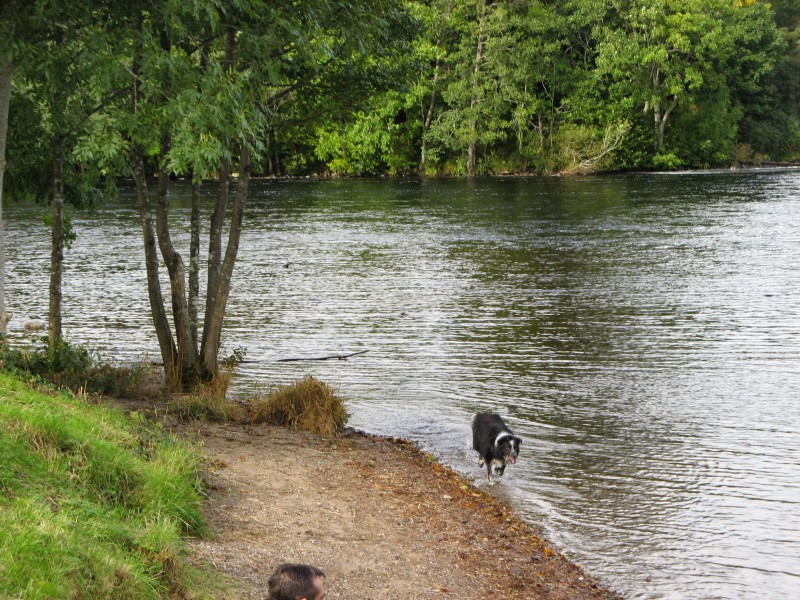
xmin=0 ymin=373 xmax=208 ymax=598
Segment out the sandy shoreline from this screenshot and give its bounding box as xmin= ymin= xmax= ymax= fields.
xmin=171 ymin=420 xmax=622 ymax=599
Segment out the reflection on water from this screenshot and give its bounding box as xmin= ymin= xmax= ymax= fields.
xmin=5 ymin=171 xmax=800 ymax=599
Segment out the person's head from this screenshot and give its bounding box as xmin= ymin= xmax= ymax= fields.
xmin=267 ymin=563 xmax=325 ymax=600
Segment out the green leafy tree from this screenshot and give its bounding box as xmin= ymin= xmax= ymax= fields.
xmin=111 ymin=0 xmax=410 ymax=388
xmin=268 ymin=2 xmax=415 ymax=177
xmin=313 ymin=0 xmax=448 ymax=176
xmin=118 ymin=1 xmax=266 ymax=387
xmin=275 ymin=0 xmax=793 ymax=175
xmin=736 ymin=0 xmax=800 ymax=160
xmin=428 ymin=0 xmax=512 ymax=175
xmin=595 ymin=0 xmax=784 ymax=167
xmin=4 ymin=2 xmax=126 ymax=350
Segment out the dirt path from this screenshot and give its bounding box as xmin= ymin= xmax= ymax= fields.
xmin=174 ymin=420 xmax=620 ymax=599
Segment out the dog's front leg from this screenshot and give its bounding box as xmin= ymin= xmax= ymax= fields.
xmin=486 ymin=463 xmax=496 ymax=485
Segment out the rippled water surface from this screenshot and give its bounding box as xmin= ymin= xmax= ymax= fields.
xmin=6 ymin=171 xmax=800 ymax=598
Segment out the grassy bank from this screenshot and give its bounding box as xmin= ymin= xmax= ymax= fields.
xmin=0 ymin=373 xmax=207 ymax=598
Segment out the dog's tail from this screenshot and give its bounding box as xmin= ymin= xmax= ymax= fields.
xmin=471 ymin=412 xmax=489 ymax=423
xmin=471 ymin=412 xmax=483 ymax=429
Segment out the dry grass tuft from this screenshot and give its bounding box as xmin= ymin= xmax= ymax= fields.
xmin=170 ymin=371 xmax=239 ymax=422
xmin=247 ymin=376 xmax=348 ymax=435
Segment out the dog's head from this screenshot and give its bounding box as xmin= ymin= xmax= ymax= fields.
xmin=496 ymin=433 xmax=521 ymax=464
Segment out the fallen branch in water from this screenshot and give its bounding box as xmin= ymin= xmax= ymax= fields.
xmin=277 ymin=350 xmax=369 ymax=363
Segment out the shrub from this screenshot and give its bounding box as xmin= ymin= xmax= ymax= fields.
xmin=0 ymin=339 xmax=152 ymax=399
xmin=247 ymin=376 xmax=349 ymax=435
xmin=0 ymin=338 xmax=90 ymax=378
xmin=652 ymin=151 xmax=684 ymax=170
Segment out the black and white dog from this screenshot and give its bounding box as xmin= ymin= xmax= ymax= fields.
xmin=471 ymin=412 xmax=522 ymax=484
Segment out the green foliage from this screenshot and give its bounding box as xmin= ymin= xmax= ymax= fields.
xmin=668 ymin=88 xmax=743 ymax=167
xmin=6 ymin=0 xmax=800 ymax=185
xmin=42 ymin=211 xmax=76 ymax=249
xmin=0 ymin=373 xmax=206 ymax=598
xmin=4 ymin=84 xmax=49 ymax=203
xmin=316 ymin=90 xmax=421 ymax=175
xmin=2 ymin=339 xmax=91 ymax=377
xmin=0 ymin=340 xmax=149 ymax=399
xmin=6 ymin=3 xmax=126 ymax=208
xmin=652 ymin=152 xmax=684 ymax=171
xmin=607 ymin=113 xmax=659 ymax=171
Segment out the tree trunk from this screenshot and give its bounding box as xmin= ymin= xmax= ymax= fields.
xmin=0 ymin=56 xmax=12 ymax=337
xmin=467 ymin=0 xmax=487 ymax=177
xmin=155 ymin=137 xmax=198 ymax=386
xmin=650 ymin=65 xmax=678 ymax=152
xmin=187 ymin=45 xmax=209 ymax=355
xmin=273 ymin=146 xmax=281 ymax=176
xmin=189 ymin=176 xmax=201 ymax=353
xmin=132 ymin=145 xmax=178 ymax=385
xmin=467 ymin=139 xmax=476 ymax=177
xmin=48 ymin=135 xmax=64 ymax=349
xmin=420 ymin=61 xmax=439 ymax=173
xmin=201 ymin=142 xmax=251 ymax=376
xmin=129 ymin=14 xmax=178 ymax=386
xmin=200 ymin=156 xmax=229 ymax=366
xmin=200 ymin=27 xmax=235 ymax=368
xmin=652 ymin=97 xmax=677 ymax=152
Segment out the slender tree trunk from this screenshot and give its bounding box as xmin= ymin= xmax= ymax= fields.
xmin=265 ymin=132 xmax=273 ymax=176
xmin=155 ymin=137 xmax=198 ymax=386
xmin=650 ymin=66 xmax=678 ymax=152
xmin=132 ymin=145 xmax=178 ymax=384
xmin=467 ymin=0 xmax=487 ymax=177
xmin=189 ymin=176 xmax=201 ymax=353
xmin=653 ymin=101 xmax=662 ymax=151
xmin=538 ymin=113 xmax=544 ymax=151
xmin=48 ymin=135 xmax=64 ymax=349
xmin=187 ymin=45 xmax=209 ymax=355
xmin=653 ymin=96 xmax=677 ymax=152
xmin=420 ymin=61 xmax=439 ymax=173
xmin=139 ymin=28 xmax=200 ymax=387
xmin=466 ymin=137 xmax=477 ymax=177
xmin=200 ymin=156 xmax=229 ymax=365
xmin=200 ymin=26 xmax=235 ymax=372
xmin=201 ymin=142 xmax=250 ymax=376
xmin=265 ymin=116 xmax=276 ymax=176
xmin=0 ymin=56 xmax=12 ymax=337
xmin=129 ymin=14 xmax=178 ymax=385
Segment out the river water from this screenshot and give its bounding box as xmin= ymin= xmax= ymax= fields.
xmin=5 ymin=171 xmax=800 ymax=599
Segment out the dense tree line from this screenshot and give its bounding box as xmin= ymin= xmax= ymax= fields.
xmin=4 ymin=2 xmax=799 ymax=184
xmin=307 ymin=0 xmax=800 ymax=176
xmin=0 ymin=0 xmax=798 ymax=384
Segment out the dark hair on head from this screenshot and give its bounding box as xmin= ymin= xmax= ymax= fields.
xmin=267 ymin=563 xmax=325 ymax=600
